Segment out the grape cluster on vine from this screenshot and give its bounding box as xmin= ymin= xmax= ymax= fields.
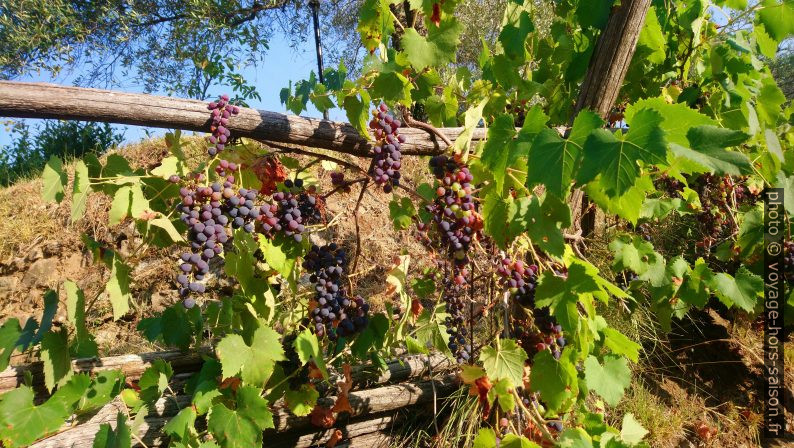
xmin=422 ymin=155 xmax=482 ymax=268
xmin=441 ymin=277 xmax=472 ymax=364
xmin=264 ymin=179 xmax=323 ymax=242
xmin=496 ymin=257 xmax=538 ymax=307
xmin=207 ymin=95 xmax=240 ymax=156
xmin=303 ymin=244 xmax=370 ymax=340
xmin=369 ymin=104 xmax=406 ymax=193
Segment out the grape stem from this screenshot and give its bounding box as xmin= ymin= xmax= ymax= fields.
xmin=513 ymin=388 xmax=554 ymax=442
xmin=400 ymin=105 xmax=454 ymax=149
xmin=322 ymin=177 xmax=368 ymax=199
xmin=351 ymin=177 xmax=371 ymax=275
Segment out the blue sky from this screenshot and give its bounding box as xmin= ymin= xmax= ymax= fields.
xmin=0 ymin=32 xmax=348 ymax=147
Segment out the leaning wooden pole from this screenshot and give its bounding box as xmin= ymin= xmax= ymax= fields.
xmin=569 ymin=0 xmax=652 ymax=236
xmin=0 ymin=81 xmax=487 ymax=157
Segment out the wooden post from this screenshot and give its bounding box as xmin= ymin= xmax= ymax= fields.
xmin=570 ymin=0 xmax=652 ymax=236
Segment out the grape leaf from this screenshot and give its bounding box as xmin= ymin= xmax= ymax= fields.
xmin=65 ymin=280 xmax=98 ymax=358
xmin=389 ymin=197 xmax=416 ymax=230
xmin=709 ymin=267 xmax=763 ymax=312
xmin=33 ymin=289 xmax=59 ymax=345
xmin=294 ymin=329 xmax=328 ymax=380
xmin=162 ymin=407 xmax=197 ymax=442
xmin=343 ymin=91 xmax=372 ymax=137
xmin=0 ymin=386 xmax=71 ymax=447
xmin=77 ymin=370 xmax=125 ymax=413
xmin=150 ymin=156 xmax=187 ymax=179
xmin=351 ymin=312 xmax=390 ymax=359
xmin=371 ymin=71 xmax=411 ymax=103
xmin=0 ymin=318 xmax=21 ymax=371
xmin=487 ymin=378 xmax=516 ymax=413
xmin=93 ymin=412 xmax=131 ymax=448
xmin=480 ymin=338 xmax=527 ymax=387
xmin=208 ymin=388 xmax=271 ymax=448
xmin=507 ymin=193 xmax=571 ymax=257
xmin=216 ymin=324 xmax=285 ymax=386
xmin=586 ymin=175 xmax=655 ymax=225
xmin=480 ymin=114 xmax=517 ymax=193
xmin=138 ymin=359 xmax=173 ymax=403
xmin=609 ymin=235 xmax=665 ymax=286
xmin=583 ymin=354 xmax=631 ymax=406
xmin=637 ymin=7 xmax=666 ymax=64
xmin=667 ymin=125 xmax=751 ymax=175
xmin=602 ymin=328 xmax=642 ymax=363
xmin=41 ymin=328 xmax=73 ymax=392
xmin=620 ymin=413 xmax=649 ymax=445
xmin=285 ymin=384 xmax=319 ymax=417
xmin=401 ymin=18 xmax=462 ymax=71
xmin=578 ymin=109 xmax=667 ymax=197
xmin=71 ymin=160 xmax=90 ymax=222
xmin=42 ymin=156 xmax=67 ymax=203
xmin=756 ymin=0 xmax=794 ymax=42
xmin=624 ymin=98 xmax=716 ymax=146
xmin=453 ymin=97 xmax=489 ymax=154
xmin=106 ymin=257 xmax=131 ymax=320
xmin=529 ymin=349 xmax=578 ymax=413
xmin=357 ymin=0 xmax=395 ymax=52
xmin=557 ymin=428 xmax=592 ymax=447
xmin=502 ymin=434 xmax=540 ymax=448
xmin=473 ymin=428 xmax=498 ymax=448
xmin=756 ymin=78 xmax=787 ymax=127
xmin=483 ymin=192 xmax=512 ymax=249
xmin=527 ymin=110 xmax=603 ymax=198
xmin=499 ymin=4 xmax=534 ymax=62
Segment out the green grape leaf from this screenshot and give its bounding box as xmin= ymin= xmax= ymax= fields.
xmin=71 ymin=160 xmax=90 ymax=222
xmin=371 ymin=71 xmax=411 ymax=103
xmin=473 ymin=428 xmax=498 ymax=448
xmin=609 ymin=235 xmax=666 ymax=286
xmin=757 ymin=78 xmax=787 ymax=127
xmin=207 ymin=402 xmax=262 ymax=448
xmin=389 ymin=197 xmax=416 ymax=230
xmin=284 ymin=384 xmax=319 ymax=417
xmin=77 ymin=370 xmax=125 ymax=413
xmin=637 ymin=7 xmax=666 ymax=64
xmin=294 ymin=329 xmax=328 ymax=380
xmin=483 ymin=192 xmax=512 ymax=249
xmin=557 ymin=428 xmax=592 ymax=447
xmin=0 ymin=386 xmax=70 ymax=447
xmin=602 ymin=327 xmax=642 ymax=363
xmin=502 ymin=433 xmax=541 ymax=448
xmin=529 ymin=349 xmax=578 ymax=413
xmin=480 ymin=338 xmax=527 ymax=387
xmin=357 ymin=0 xmax=396 ymax=52
xmin=138 ymin=359 xmax=173 ymax=403
xmin=216 ymin=324 xmax=285 ymax=386
xmin=236 ymin=385 xmax=274 ymax=429
xmin=193 ymin=381 xmax=223 ymax=415
xmin=754 ymin=23 xmax=779 ymax=58
xmin=527 ymin=110 xmax=603 ymax=198
xmin=576 ymin=0 xmax=613 ymax=30
xmin=620 ymin=413 xmax=649 ymax=445
xmin=507 ymin=194 xmax=571 ymax=258
xmin=41 ymin=328 xmax=73 ymax=392
xmin=65 ymin=281 xmax=98 ymax=358
xmin=162 ymin=407 xmax=197 ymax=442
xmin=401 ymin=18 xmax=462 ymax=71
xmin=310 ymin=84 xmax=335 ymax=113
xmin=32 ymin=289 xmax=59 ymax=345
xmin=150 ymin=156 xmax=187 ymax=179
xmin=499 ymin=5 xmax=534 ymax=62
xmin=487 ymin=378 xmax=516 ymax=413
xmin=109 ymin=186 xmax=132 ymax=226
xmin=0 ymin=318 xmax=22 ymax=371
xmin=93 ymin=412 xmax=131 ymax=448
xmin=624 ymin=97 xmax=716 ymax=146
xmin=42 ymin=156 xmax=67 ymax=203
xmin=578 ymin=109 xmax=667 ymax=197
xmin=756 ymin=0 xmax=794 ymax=42
xmin=480 ymin=114 xmax=517 ymax=193
xmin=453 ymin=96 xmax=489 ymax=153
xmin=583 ymin=355 xmax=631 ymax=406
xmin=343 ymin=91 xmax=372 ymax=137
xmin=709 ymin=267 xmax=763 ymax=312
xmin=586 ymin=175 xmax=655 ymax=225
xmin=351 ymin=312 xmax=390 ymax=359
xmin=668 ymin=126 xmax=752 ymax=175
xmin=106 ymin=257 xmax=131 ymax=320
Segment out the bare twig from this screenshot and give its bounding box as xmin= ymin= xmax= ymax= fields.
xmin=400 ymin=105 xmax=454 ymax=149
xmin=351 ymin=178 xmax=371 ymax=274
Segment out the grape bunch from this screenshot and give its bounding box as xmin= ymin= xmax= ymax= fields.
xmin=615 ymin=271 xmax=639 ymax=290
xmin=692 ymin=173 xmax=732 ymax=252
xmin=422 ymin=155 xmax=482 ymax=268
xmin=369 ymin=104 xmax=406 ymax=193
xmin=496 ymin=256 xmax=539 ymax=308
xmin=302 ymin=243 xmax=370 ymax=340
xmin=655 ymin=173 xmax=684 ymax=198
xmin=207 ymin=95 xmax=240 ymax=156
xmin=512 ymin=309 xmax=566 ymax=360
xmin=330 ymin=171 xmax=352 ymax=193
xmin=442 ymin=278 xmax=472 ymax=364
xmin=264 ymin=179 xmax=322 ymax=242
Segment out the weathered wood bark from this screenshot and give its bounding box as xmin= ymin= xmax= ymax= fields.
xmin=570 ymin=0 xmax=652 ymax=236
xmin=30 ymin=375 xmax=458 ymax=447
xmin=0 ymin=82 xmax=489 ymax=157
xmin=0 ymin=349 xmax=452 ymax=396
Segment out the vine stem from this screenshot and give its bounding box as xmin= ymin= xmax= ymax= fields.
xmin=351 ymin=178 xmax=372 ymax=275
xmin=512 ymin=389 xmax=554 ymax=442
xmin=400 ymin=105 xmax=454 ymax=149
